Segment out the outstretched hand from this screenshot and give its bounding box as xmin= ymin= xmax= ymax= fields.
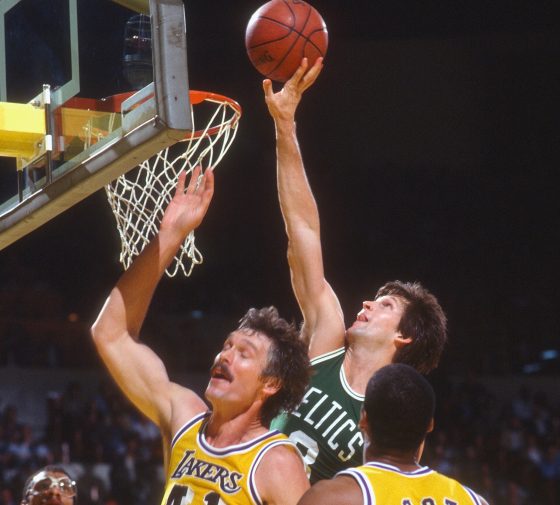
xmin=160 ymin=166 xmax=214 ymax=239
xmin=263 ymin=57 xmax=323 ymax=122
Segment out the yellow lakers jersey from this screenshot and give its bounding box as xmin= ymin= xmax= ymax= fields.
xmin=338 ymin=461 xmax=483 ymax=505
xmin=161 ymin=412 xmax=302 ymax=505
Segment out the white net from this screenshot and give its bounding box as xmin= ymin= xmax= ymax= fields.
xmin=105 ymin=91 xmax=241 ymax=276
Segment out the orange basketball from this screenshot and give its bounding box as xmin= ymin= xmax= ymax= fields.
xmin=245 ymin=0 xmax=328 ymax=83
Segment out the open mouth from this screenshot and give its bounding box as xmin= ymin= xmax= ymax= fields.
xmin=356 ymin=311 xmax=368 ymax=322
xmin=210 ymin=364 xmax=233 ymax=382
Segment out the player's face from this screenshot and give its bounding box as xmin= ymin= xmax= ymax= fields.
xmin=205 ymin=330 xmax=274 ymax=410
xmin=347 ymin=295 xmax=407 ymax=346
xmin=26 ymin=471 xmax=76 ymax=505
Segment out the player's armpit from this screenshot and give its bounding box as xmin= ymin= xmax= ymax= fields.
xmin=303 ymin=281 xmax=346 ymax=359
xmin=296 ymin=476 xmax=362 ymax=505
xmin=91 ymin=330 xmax=205 ymax=437
xmin=255 ymin=445 xmax=310 ymax=505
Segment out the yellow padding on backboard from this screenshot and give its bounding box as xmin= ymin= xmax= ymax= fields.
xmin=112 ymin=0 xmax=149 ymax=14
xmin=0 ymin=102 xmax=45 ymax=158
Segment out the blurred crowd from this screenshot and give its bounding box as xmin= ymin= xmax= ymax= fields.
xmin=1 ymin=373 xmax=559 ymax=505
xmin=1 ymin=261 xmax=559 ymax=504
xmin=0 ymin=380 xmax=164 ymax=505
xmin=424 ymin=377 xmax=560 ymax=504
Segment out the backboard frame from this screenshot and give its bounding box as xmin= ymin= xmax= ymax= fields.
xmin=0 ymin=0 xmax=193 ymax=251
xmin=0 ymin=0 xmax=80 ymax=106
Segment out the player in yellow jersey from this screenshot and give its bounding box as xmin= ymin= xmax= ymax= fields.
xmin=297 ymin=364 xmax=489 ymax=505
xmin=91 ymin=168 xmax=311 ymax=505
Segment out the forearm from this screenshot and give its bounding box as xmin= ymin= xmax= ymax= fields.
xmin=275 ymin=118 xmax=320 ymax=234
xmin=275 ymin=117 xmax=330 ymax=333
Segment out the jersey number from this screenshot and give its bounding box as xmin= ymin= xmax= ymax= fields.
xmin=166 ymin=484 xmax=226 ymax=505
xmin=290 ymin=430 xmax=319 ymax=468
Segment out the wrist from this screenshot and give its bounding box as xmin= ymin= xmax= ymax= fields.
xmin=157 ymin=225 xmax=189 ymax=250
xmin=275 ymin=118 xmax=297 ymax=136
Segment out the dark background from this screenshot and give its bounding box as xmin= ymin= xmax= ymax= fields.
xmin=1 ymin=0 xmax=559 ymax=377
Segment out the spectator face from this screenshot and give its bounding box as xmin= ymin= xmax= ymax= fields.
xmin=24 ymin=470 xmax=76 ymax=505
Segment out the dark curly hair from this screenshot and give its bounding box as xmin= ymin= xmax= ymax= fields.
xmin=376 ymin=281 xmax=447 ymax=374
xmin=238 ymin=307 xmax=310 ymax=426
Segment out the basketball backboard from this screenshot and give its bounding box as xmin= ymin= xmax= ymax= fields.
xmin=0 ymin=0 xmax=192 ymax=250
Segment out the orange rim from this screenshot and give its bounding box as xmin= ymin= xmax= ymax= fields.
xmin=63 ymin=90 xmax=242 ymax=139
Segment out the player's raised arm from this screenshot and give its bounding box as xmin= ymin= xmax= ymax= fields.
xmin=263 ymin=58 xmax=345 ymax=358
xmin=91 ymin=168 xmax=212 ymax=437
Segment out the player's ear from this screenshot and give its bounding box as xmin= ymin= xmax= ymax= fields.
xmin=427 ymin=417 xmax=435 ymax=433
xmin=261 ymin=376 xmax=281 ymax=398
xmin=394 ymin=334 xmax=412 ymax=348
xmin=358 ymin=408 xmax=371 ymax=439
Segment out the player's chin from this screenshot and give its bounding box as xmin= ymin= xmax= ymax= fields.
xmin=348 ymin=320 xmax=365 ymax=332
xmin=205 ymin=379 xmax=230 ymax=399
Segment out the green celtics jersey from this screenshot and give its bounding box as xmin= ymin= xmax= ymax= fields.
xmin=271 ymin=347 xmax=364 ymax=483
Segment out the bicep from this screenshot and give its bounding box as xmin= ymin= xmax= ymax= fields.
xmin=287 ymin=233 xmax=346 ymax=358
xmin=94 ymin=334 xmax=175 ymax=429
xmin=303 ymin=282 xmax=346 ymax=359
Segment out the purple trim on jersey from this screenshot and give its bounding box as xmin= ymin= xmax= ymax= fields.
xmin=364 ymin=461 xmax=433 ymax=476
xmin=198 ymin=424 xmax=283 ymax=456
xmin=465 ymin=486 xmax=482 ymax=505
xmin=338 ymin=469 xmax=373 ymax=505
xmin=248 ymin=440 xmax=299 ymax=505
xmin=170 ymin=411 xmax=209 ymax=448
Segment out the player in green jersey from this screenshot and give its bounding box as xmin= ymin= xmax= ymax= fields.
xmin=297 ymin=364 xmax=489 ymax=505
xmin=263 ymin=58 xmax=448 ymax=482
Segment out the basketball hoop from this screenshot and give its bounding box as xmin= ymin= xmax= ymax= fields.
xmin=103 ymin=90 xmax=241 ymax=276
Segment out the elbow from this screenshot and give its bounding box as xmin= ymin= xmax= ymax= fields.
xmin=90 ymin=315 xmax=116 ymax=348
xmin=90 ymin=319 xmax=105 ymax=347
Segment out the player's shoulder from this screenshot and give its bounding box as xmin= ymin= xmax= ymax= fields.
xmin=310 ymin=346 xmax=346 ymax=366
xmin=169 ymin=383 xmax=207 ymax=434
xmin=436 ymin=471 xmax=489 ymax=505
xmin=259 ymin=440 xmax=304 ymax=470
xmin=256 ymin=441 xmax=307 ymax=487
xmin=255 ymin=440 xmax=310 ymax=504
xmin=298 ymin=474 xmax=362 ymax=505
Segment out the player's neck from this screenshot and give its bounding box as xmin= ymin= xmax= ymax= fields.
xmin=343 ymin=345 xmax=394 ymax=395
xmin=205 ymin=407 xmax=269 ymax=448
xmin=367 ymin=449 xmax=423 ymax=472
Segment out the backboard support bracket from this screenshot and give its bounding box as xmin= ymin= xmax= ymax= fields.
xmin=0 ymin=0 xmax=192 ymax=250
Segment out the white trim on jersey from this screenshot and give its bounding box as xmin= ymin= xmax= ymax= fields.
xmin=465 ymin=486 xmax=483 ymax=505
xmin=337 ymin=468 xmax=376 ymax=505
xmin=364 ymin=461 xmax=432 ymax=477
xmin=248 ymin=439 xmax=306 ymax=505
xmin=340 ymin=364 xmax=365 ymax=401
xmin=340 ymin=463 xmax=483 ymax=505
xmin=309 ymin=346 xmax=364 ymax=401
xmin=309 ymin=347 xmax=346 ymax=366
xmin=170 ymin=411 xmax=209 ymax=448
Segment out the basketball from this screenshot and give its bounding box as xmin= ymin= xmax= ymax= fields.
xmin=245 ymin=0 xmax=328 ymax=83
